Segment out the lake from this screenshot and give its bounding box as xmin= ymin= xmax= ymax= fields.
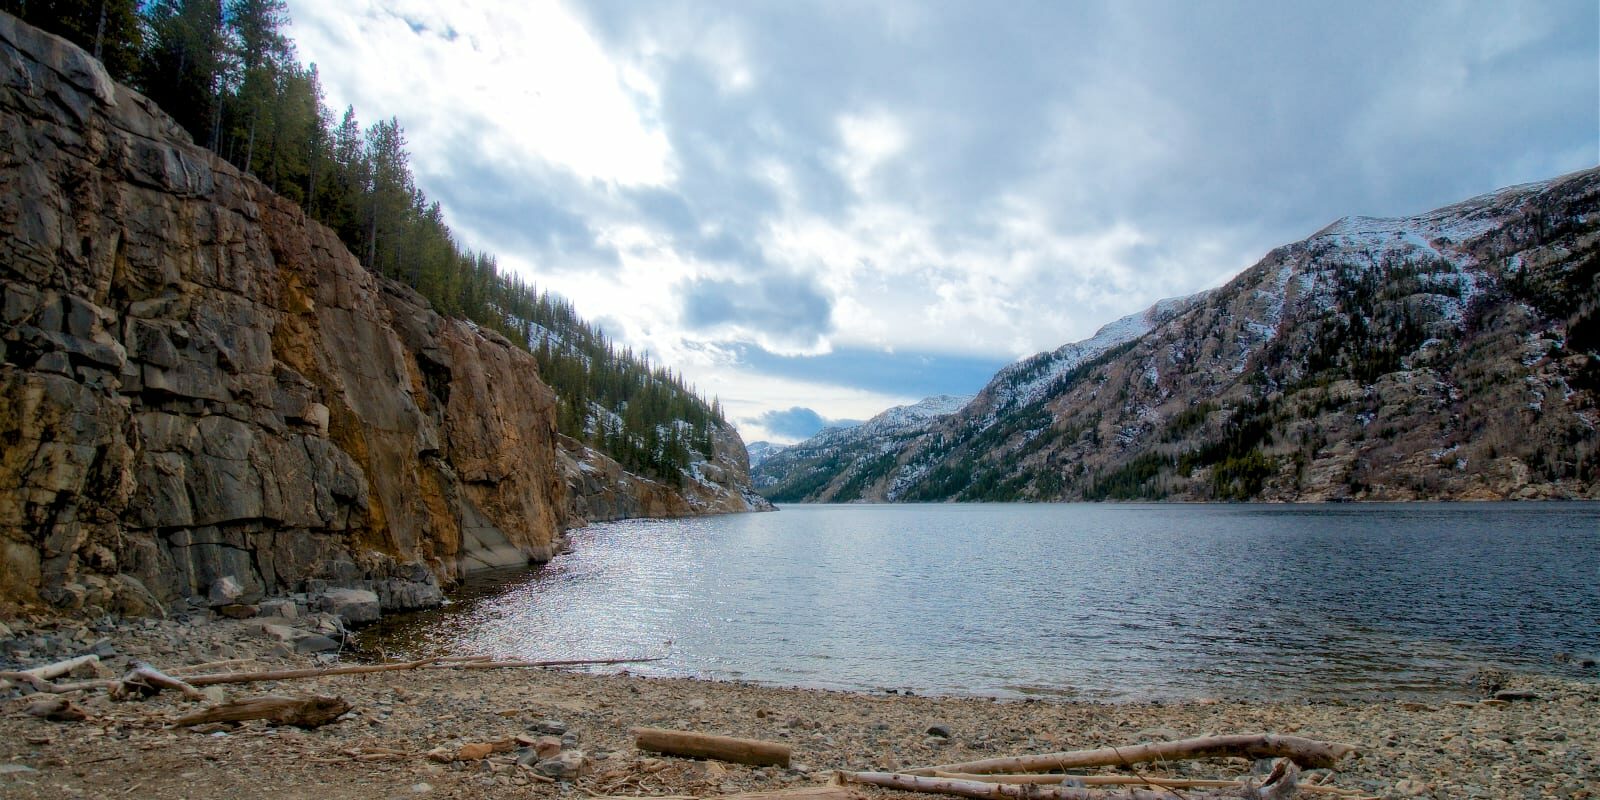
xmin=371 ymin=503 xmax=1600 ymax=701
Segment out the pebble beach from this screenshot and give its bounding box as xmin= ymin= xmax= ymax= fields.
xmin=1 ymin=610 xmax=1596 ymax=800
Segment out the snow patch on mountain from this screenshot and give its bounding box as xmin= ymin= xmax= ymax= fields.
xmin=979 ymin=292 xmax=1209 ymax=419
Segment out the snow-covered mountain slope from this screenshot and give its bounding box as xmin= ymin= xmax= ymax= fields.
xmin=745 ymin=441 xmax=786 ymax=468
xmin=751 ymin=394 xmax=974 ymax=501
xmin=786 ymin=167 xmax=1600 ymax=503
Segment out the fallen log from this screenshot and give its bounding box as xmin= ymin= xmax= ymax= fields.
xmin=180 ymin=657 xmax=438 ymax=686
xmin=26 ymin=696 xmax=89 ymax=722
xmin=172 ymin=695 xmax=351 ymax=729
xmin=844 ymin=760 xmax=1298 ymax=800
xmin=587 ymin=789 xmax=865 ymax=800
xmin=931 ymin=772 xmax=1374 ymax=797
xmin=0 ymin=655 xmax=101 ymax=691
xmin=5 ymin=654 xmax=663 ymax=696
xmin=907 ymin=734 xmax=1357 ymax=774
xmin=632 ymin=727 xmax=792 ymax=767
xmin=426 ymin=655 xmax=667 ymax=670
xmin=112 ymin=663 xmax=208 ymax=701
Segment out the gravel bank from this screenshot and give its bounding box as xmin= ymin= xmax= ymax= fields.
xmin=1 ymin=613 xmax=1596 ymax=800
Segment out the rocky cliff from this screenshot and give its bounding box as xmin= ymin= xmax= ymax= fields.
xmin=793 ymin=169 xmax=1600 ymax=502
xmin=0 ymin=16 xmax=763 ymax=617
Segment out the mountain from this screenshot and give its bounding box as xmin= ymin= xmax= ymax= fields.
xmin=0 ymin=16 xmax=764 ymax=617
xmin=786 ymin=168 xmax=1600 ymax=502
xmin=745 ymin=441 xmax=786 ymax=468
xmin=753 ymin=394 xmax=974 ymax=502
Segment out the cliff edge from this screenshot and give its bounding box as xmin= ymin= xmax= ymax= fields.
xmin=0 ymin=15 xmax=763 ymax=618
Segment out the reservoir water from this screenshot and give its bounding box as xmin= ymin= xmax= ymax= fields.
xmin=373 ymin=503 xmax=1600 ymax=701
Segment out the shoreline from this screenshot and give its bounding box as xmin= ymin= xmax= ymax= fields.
xmin=3 ymin=613 xmax=1597 ymax=799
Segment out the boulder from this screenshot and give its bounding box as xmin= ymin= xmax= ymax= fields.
xmin=207 ymin=576 xmax=244 ymax=607
xmin=313 ymin=588 xmax=381 ymax=626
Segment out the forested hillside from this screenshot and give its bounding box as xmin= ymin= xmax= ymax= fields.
xmin=3 ymin=0 xmax=727 ymax=484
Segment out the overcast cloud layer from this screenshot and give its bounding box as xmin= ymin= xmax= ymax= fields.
xmin=286 ymin=0 xmax=1598 ymax=443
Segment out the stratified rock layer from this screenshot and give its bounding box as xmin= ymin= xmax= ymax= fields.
xmin=0 ymin=16 xmax=762 ymax=616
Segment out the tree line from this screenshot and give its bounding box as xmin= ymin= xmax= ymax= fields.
xmin=6 ymin=0 xmax=727 ymax=484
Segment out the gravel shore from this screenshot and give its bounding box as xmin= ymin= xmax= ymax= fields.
xmin=1 ymin=612 xmax=1596 ymax=800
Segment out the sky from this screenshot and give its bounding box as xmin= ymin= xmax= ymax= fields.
xmin=285 ymin=0 xmax=1599 ymax=444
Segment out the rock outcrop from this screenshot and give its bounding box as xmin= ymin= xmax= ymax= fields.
xmin=0 ymin=15 xmax=762 ymax=617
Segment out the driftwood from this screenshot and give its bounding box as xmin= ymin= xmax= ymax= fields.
xmin=909 ymin=734 xmax=1358 ymax=774
xmin=432 ymin=655 xmax=667 ymax=670
xmin=26 ymin=695 xmax=89 ymax=722
xmin=112 ymin=663 xmax=208 ymax=701
xmin=633 ymin=727 xmax=792 ymax=767
xmin=588 ymin=789 xmax=866 ymax=800
xmin=844 ymin=760 xmax=1298 ymax=800
xmin=931 ymin=772 xmax=1375 ymax=797
xmin=0 ymin=655 xmax=102 ymax=692
xmin=2 ymin=654 xmax=663 ymax=698
xmin=172 ymin=695 xmax=351 ymax=729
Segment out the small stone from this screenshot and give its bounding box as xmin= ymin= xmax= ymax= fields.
xmin=411 ymin=783 xmax=432 ymax=794
xmin=1394 ymin=778 xmax=1429 ymax=796
xmin=457 ymin=742 xmax=495 ymax=761
xmin=0 ymin=764 xmax=39 ymax=776
xmin=534 ymin=750 xmax=586 ymax=780
xmin=925 ymin=723 xmax=952 ymax=738
xmin=529 ymin=719 xmax=568 ymax=735
xmin=536 ymin=736 xmax=563 ymax=758
xmin=258 ymin=599 xmax=299 ymax=620
xmin=1135 ymin=727 xmax=1183 ymax=742
xmin=426 ymin=747 xmax=453 ymax=764
xmin=217 ymin=604 xmax=258 ymax=620
xmin=560 ymin=731 xmax=580 ymax=748
xmin=293 ymin=634 xmax=340 ymax=654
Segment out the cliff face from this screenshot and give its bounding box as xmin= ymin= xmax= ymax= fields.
xmin=780 ymin=169 xmax=1600 ymax=502
xmin=0 ymin=16 xmax=761 ymax=617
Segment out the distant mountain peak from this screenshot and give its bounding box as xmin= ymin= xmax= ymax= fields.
xmin=756 ymin=167 xmax=1600 ymax=504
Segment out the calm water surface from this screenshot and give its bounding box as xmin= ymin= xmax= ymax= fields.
xmin=372 ymin=503 xmax=1600 ymax=701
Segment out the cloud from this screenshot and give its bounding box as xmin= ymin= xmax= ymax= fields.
xmin=287 ymin=0 xmax=1599 ymax=437
xmin=681 ymin=272 xmax=834 ymax=354
xmin=746 ymin=406 xmax=860 ymax=442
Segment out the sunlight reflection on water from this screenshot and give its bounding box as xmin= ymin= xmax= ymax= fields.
xmin=368 ymin=502 xmax=1600 ymax=701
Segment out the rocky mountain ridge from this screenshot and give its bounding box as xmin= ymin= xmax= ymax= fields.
xmin=0 ymin=15 xmax=764 ymax=617
xmin=763 ymin=169 xmax=1600 ymax=502
xmin=752 ymin=393 xmax=974 ymax=502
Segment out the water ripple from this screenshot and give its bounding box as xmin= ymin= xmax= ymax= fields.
xmin=371 ymin=502 xmax=1600 ymax=701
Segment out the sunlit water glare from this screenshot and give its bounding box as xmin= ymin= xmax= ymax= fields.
xmin=367 ymin=503 xmax=1600 ymax=701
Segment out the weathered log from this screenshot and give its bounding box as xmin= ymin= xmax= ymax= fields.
xmin=588 ymin=789 xmax=865 ymax=800
xmin=113 ymin=663 xmax=208 ymax=701
xmin=933 ymin=772 xmax=1243 ymax=787
xmin=632 ymin=727 xmax=792 ymax=767
xmin=844 ymin=761 xmax=1299 ymax=800
xmin=931 ymin=771 xmax=1372 ymax=797
xmin=431 ymin=655 xmax=666 ymax=670
xmin=172 ymin=695 xmax=351 ymax=729
xmin=26 ymin=695 xmax=89 ymax=722
xmin=908 ymin=733 xmax=1357 ymax=774
xmin=0 ymin=655 xmax=101 ymax=691
xmin=181 ymin=657 xmax=437 ymax=686
xmin=176 ymin=654 xmax=664 ymax=686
